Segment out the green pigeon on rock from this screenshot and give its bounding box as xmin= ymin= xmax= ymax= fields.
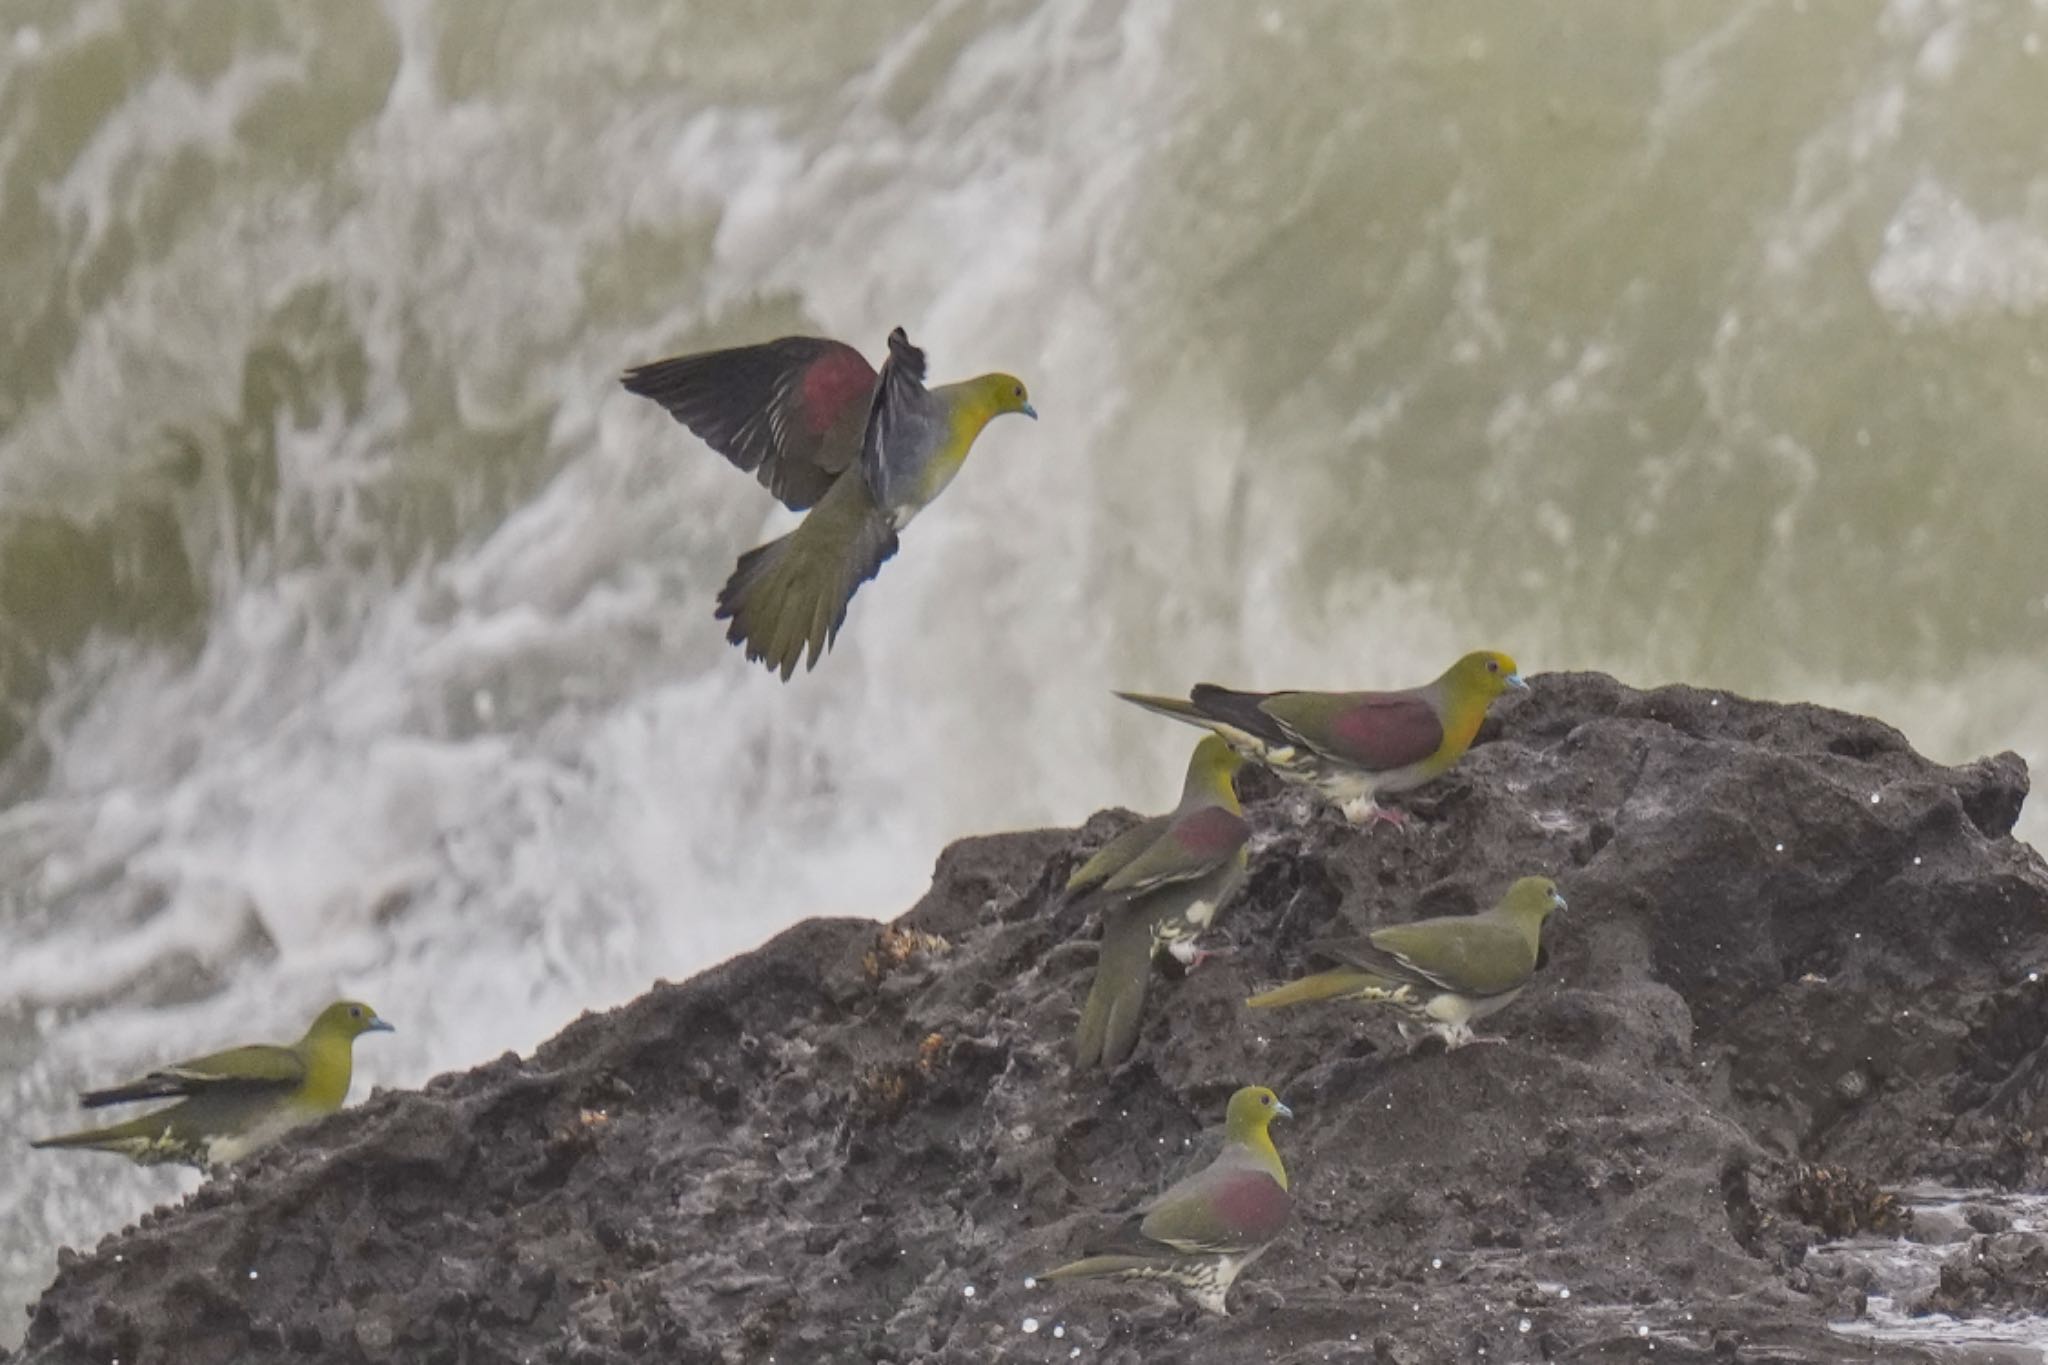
xmin=1068 ymin=735 xmax=1250 ymax=1069
xmin=1117 ymin=650 xmax=1527 ymax=826
xmin=31 ymin=1000 xmax=394 ymax=1169
xmin=1247 ymin=876 xmax=1564 ymax=1048
xmin=622 ymin=327 xmax=1036 ymax=679
xmin=1039 ymin=1085 xmax=1294 ymax=1314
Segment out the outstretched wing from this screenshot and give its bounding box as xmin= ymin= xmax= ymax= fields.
xmin=622 ymin=336 xmax=877 ymax=511
xmin=80 ymin=1044 xmax=306 ymax=1108
xmin=858 ymin=327 xmax=935 ymax=513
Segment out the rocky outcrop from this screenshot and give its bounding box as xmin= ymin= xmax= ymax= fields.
xmin=14 ymin=673 xmax=2048 ymax=1364
xmin=1915 ymin=1230 xmax=2048 ymax=1318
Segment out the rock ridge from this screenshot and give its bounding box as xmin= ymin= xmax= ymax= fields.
xmin=14 ymin=672 xmax=2048 ymax=1364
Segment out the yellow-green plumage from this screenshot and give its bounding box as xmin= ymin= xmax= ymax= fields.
xmin=31 ymin=1000 xmax=393 ymax=1169
xmin=1247 ymin=877 xmax=1564 ymax=1048
xmin=716 ymin=469 xmax=896 ymax=678
xmin=1239 ymin=966 xmax=1394 ymax=1010
xmin=623 ymin=327 xmax=1034 ymax=680
xmin=1117 ymin=650 xmax=1527 ymax=826
xmin=1039 ymin=1085 xmax=1295 ymax=1315
xmin=1070 ymin=737 xmax=1250 ymax=1069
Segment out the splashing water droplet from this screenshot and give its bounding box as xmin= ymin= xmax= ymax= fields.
xmin=1519 ymin=1318 xmax=1531 ymax=1333
xmin=963 ymin=1285 xmax=976 ymax=1299
xmin=1022 ymin=1318 xmax=1040 ymax=1334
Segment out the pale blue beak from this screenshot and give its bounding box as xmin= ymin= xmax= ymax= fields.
xmin=1273 ymin=1100 xmax=1294 ymax=1119
xmin=1505 ymin=673 xmax=1529 ymax=690
xmin=1020 ymin=402 xmax=1038 ymax=420
xmin=367 ymin=1018 xmax=396 ymax=1034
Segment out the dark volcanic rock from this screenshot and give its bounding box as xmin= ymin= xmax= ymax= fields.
xmin=17 ymin=672 xmax=2048 ymax=1364
xmin=1914 ymin=1229 xmax=2048 ymax=1317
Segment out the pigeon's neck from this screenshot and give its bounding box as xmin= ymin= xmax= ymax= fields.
xmin=1430 ymin=677 xmax=1490 ymax=766
xmin=1225 ymin=1129 xmax=1289 ymax=1191
xmin=294 ymin=1028 xmax=359 ymax=1113
xmin=916 ymin=382 xmax=1005 ymax=500
xmin=1488 ymin=906 xmax=1549 ymax=957
xmin=1177 ymin=764 xmax=1243 ymax=816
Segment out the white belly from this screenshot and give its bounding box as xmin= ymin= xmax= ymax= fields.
xmin=1424 ymin=985 xmax=1525 ymax=1029
xmin=1312 ymin=768 xmax=1380 ymax=803
xmin=205 ymin=1106 xmax=318 ymax=1168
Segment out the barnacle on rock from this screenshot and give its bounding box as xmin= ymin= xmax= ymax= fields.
xmin=851 ymin=1033 xmax=949 ymax=1124
xmin=862 ymin=925 xmax=952 ymax=983
xmin=1783 ymin=1163 xmax=1910 ymax=1239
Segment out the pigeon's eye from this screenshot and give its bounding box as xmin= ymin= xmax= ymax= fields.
xmin=349 ymin=1006 xmax=363 ymax=1018
xmin=1486 ymin=659 xmax=1499 ymax=673
xmin=1013 ymin=385 xmax=1023 ymax=397
xmin=1260 ymin=1094 xmax=1271 ymax=1106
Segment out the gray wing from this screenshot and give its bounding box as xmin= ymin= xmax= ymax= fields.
xmin=858 ymin=327 xmax=939 ymax=515
xmin=621 ymin=336 xmax=876 ymax=511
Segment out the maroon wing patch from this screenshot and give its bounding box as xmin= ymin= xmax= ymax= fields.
xmin=621 ymin=335 xmax=876 ymax=511
xmin=799 ymin=346 xmax=878 ymax=436
xmin=1203 ymin=1169 xmax=1293 ymax=1243
xmin=1324 ymin=694 xmax=1444 ymax=771
xmin=1173 ymin=805 xmax=1251 ymax=858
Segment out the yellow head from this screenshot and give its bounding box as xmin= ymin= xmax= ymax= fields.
xmin=1224 ymin=1085 xmax=1293 ymax=1186
xmin=1224 ymin=1085 xmax=1292 ymax=1140
xmin=1442 ymin=650 xmax=1526 ymax=703
xmin=306 ymin=1000 xmax=396 ymax=1043
xmin=959 ymin=372 xmax=1037 ymax=424
xmin=1181 ymin=734 xmax=1246 ymax=808
xmin=1496 ymin=876 xmax=1567 ymax=929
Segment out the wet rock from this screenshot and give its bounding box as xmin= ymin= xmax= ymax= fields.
xmin=1915 ymin=1230 xmax=2048 ymax=1317
xmin=16 ymin=673 xmax=2048 ymax=1364
xmin=1903 ymin=1204 xmax=1972 ymax=1246
xmin=1965 ymin=1204 xmax=2012 ymax=1235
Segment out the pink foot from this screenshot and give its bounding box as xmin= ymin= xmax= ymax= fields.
xmin=1340 ymin=796 xmax=1410 ymax=828
xmin=1171 ymin=941 xmax=1228 ymax=970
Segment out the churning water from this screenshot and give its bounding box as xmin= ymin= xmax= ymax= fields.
xmin=3 ymin=0 xmax=2046 ymax=1343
